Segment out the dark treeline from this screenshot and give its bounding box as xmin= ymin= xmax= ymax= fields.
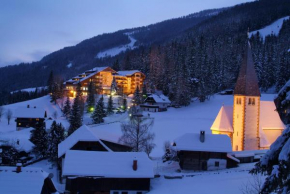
xmin=7 ymin=88 xmax=48 ymax=104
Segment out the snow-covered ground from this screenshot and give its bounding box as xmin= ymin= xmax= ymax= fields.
xmin=96 ymin=33 xmax=137 ymax=58
xmin=0 ymin=96 xmax=69 ymax=152
xmin=249 ymin=16 xmax=290 ymax=40
xmin=89 ymin=94 xmax=276 ymax=157
xmin=1 ymin=93 xmax=275 ymax=193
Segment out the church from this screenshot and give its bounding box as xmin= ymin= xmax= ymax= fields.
xmin=211 ymin=41 xmax=285 ymax=151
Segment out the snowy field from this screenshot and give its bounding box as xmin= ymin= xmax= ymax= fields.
xmin=0 ymin=93 xmax=274 ymax=193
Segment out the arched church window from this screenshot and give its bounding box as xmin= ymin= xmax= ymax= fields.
xmin=252 ymin=98 xmax=255 ymax=105
xmin=248 ymin=98 xmax=252 ymax=105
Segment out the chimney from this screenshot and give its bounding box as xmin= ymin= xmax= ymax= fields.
xmin=16 ymin=163 xmax=22 ymax=173
xmin=200 ymin=131 xmax=205 ymax=143
xmin=27 ymin=105 xmax=30 ymax=108
xmin=133 ymin=159 xmax=137 ymax=171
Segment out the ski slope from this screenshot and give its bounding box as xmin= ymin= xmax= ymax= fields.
xmin=96 ymin=33 xmax=137 ymax=58
xmin=249 ymin=16 xmax=289 ymax=40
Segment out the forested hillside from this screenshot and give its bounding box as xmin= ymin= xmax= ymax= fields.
xmin=1 ymin=0 xmax=290 ymax=105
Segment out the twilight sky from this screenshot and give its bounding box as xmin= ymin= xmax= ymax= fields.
xmin=0 ymin=0 xmax=254 ymax=67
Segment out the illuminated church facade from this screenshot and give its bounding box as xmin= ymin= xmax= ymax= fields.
xmin=211 ymin=42 xmax=285 ymax=151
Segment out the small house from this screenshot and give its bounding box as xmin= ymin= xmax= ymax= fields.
xmin=58 ymin=125 xmax=132 ymax=181
xmin=173 ymin=131 xmax=237 ymax=170
xmin=141 ymin=93 xmax=171 ymax=112
xmin=63 ymin=150 xmax=154 ymax=194
xmin=0 ymin=164 xmax=57 ymax=194
xmin=14 ymin=106 xmax=47 ymax=130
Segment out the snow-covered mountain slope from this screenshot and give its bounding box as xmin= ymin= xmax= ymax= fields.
xmin=249 ymin=16 xmax=290 ymax=40
xmin=96 ymin=33 xmax=137 ymax=58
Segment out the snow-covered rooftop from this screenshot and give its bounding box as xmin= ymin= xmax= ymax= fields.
xmin=0 ymin=166 xmax=50 ymax=194
xmin=62 ymin=150 xmax=154 ymax=178
xmin=210 ymin=105 xmax=233 ymax=132
xmin=147 ymin=94 xmax=171 ymax=104
xmin=116 ymin=70 xmax=141 ymax=76
xmin=14 ymin=107 xmax=45 ymax=118
xmin=260 ymin=101 xmax=285 ymax=130
xmin=58 ymin=125 xmax=113 ymax=158
xmin=174 ymin=133 xmax=232 ymax=153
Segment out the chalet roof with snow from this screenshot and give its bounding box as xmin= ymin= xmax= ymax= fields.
xmin=234 ymin=42 xmax=260 ymax=96
xmin=116 ymin=70 xmax=143 ymax=76
xmin=14 ymin=107 xmax=46 ymax=118
xmin=173 ymin=133 xmax=232 ymax=153
xmin=0 ymin=166 xmax=56 ymax=194
xmin=210 ymin=106 xmax=233 ymax=132
xmin=62 ymin=150 xmax=154 ymax=178
xmin=58 ymin=125 xmax=127 ymax=158
xmin=145 ymin=94 xmax=171 ymax=104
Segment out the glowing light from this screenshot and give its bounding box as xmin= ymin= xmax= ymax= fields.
xmin=90 ymin=107 xmax=94 ymax=112
xmin=129 ymin=114 xmax=132 ymax=117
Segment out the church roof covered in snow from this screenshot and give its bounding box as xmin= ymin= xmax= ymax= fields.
xmin=173 ymin=133 xmax=232 ymax=153
xmin=260 ymin=101 xmax=285 ymax=130
xmin=211 ymin=105 xmax=233 ymax=132
xmin=0 ymin=166 xmax=56 ymax=194
xmin=62 ymin=150 xmax=154 ymax=178
xmin=234 ymin=42 xmax=260 ymax=96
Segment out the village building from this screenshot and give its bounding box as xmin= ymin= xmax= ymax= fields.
xmin=58 ymin=125 xmax=132 ymax=182
xmin=0 ymin=165 xmax=57 ymax=194
xmin=140 ymin=93 xmax=171 ymax=112
xmin=63 ymin=66 xmax=145 ymax=96
xmin=62 ymin=150 xmax=154 ymax=194
xmin=14 ymin=106 xmax=47 ymax=130
xmin=210 ymin=42 xmax=285 ymax=151
xmin=173 ymin=132 xmax=237 ymax=171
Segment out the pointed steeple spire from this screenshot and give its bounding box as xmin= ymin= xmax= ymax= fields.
xmin=234 ymin=40 xmax=260 ymax=96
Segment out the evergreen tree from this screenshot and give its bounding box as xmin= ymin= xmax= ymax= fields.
xmin=107 ymin=95 xmax=114 ymax=115
xmin=63 ymin=95 xmax=71 ymax=118
xmin=68 ymin=95 xmax=82 ymax=135
xmin=133 ymin=86 xmax=141 ymax=106
xmin=91 ymin=96 xmax=106 ymax=124
xmin=250 ymin=126 xmax=290 ymax=193
xmin=141 ymin=84 xmax=147 ymax=103
xmin=110 ymin=77 xmax=118 ymax=95
xmin=47 ymin=71 xmax=54 ymax=94
xmin=47 ymin=121 xmax=65 ymax=164
xmin=29 ymin=122 xmax=48 ymax=158
xmin=86 ymin=81 xmax=95 ymax=113
xmin=122 ymin=97 xmax=127 ymax=111
xmin=112 ymin=59 xmax=120 ymax=71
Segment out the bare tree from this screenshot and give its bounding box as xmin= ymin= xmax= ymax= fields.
xmin=6 ymin=109 xmax=13 ymax=125
xmin=119 ymin=114 xmax=155 ymax=155
xmin=240 ymin=174 xmax=264 ymax=194
xmin=0 ymin=106 xmax=4 ymax=122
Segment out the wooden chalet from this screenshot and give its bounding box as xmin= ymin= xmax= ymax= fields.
xmin=14 ymin=106 xmax=47 ymax=130
xmin=63 ymin=67 xmax=146 ymax=96
xmin=173 ymin=131 xmax=238 ymax=171
xmin=63 ymin=150 xmax=154 ymax=194
xmin=0 ymin=165 xmax=57 ymax=194
xmin=58 ymin=125 xmax=132 ymax=182
xmin=141 ymin=93 xmax=171 ymax=112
